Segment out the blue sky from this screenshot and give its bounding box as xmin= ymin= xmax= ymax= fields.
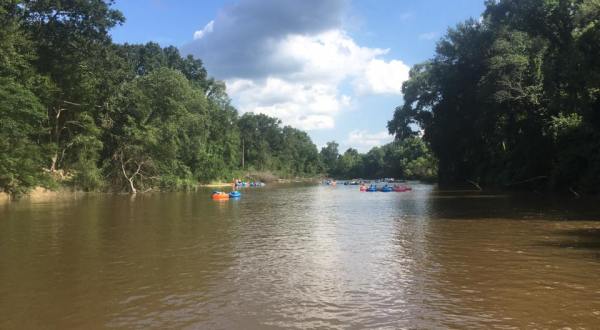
xmin=111 ymin=0 xmax=485 ymax=152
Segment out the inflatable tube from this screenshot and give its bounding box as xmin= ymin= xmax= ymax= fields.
xmin=211 ymin=192 xmax=230 ymax=200
xmin=229 ymin=191 xmax=241 ymax=198
xmin=381 ymin=186 xmax=393 ymax=192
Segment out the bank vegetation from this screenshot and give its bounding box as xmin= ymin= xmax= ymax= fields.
xmin=388 ymin=0 xmax=600 ymax=193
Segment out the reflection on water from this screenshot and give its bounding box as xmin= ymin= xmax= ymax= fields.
xmin=1 ymin=184 xmax=600 ymax=329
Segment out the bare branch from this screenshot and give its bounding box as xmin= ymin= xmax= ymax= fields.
xmin=466 ymin=179 xmax=482 ymax=191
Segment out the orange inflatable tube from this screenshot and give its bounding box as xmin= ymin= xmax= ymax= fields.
xmin=211 ymin=192 xmax=230 ymax=200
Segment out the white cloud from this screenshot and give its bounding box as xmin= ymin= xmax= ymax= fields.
xmin=276 ymin=30 xmax=387 ymax=83
xmin=182 ymin=0 xmax=411 ymax=133
xmin=356 ymin=59 xmax=410 ymax=94
xmin=223 ymin=30 xmax=409 ymax=130
xmin=193 ymin=20 xmax=214 ymax=40
xmin=418 ymin=32 xmax=438 ymax=40
xmin=347 ymin=130 xmax=393 ymax=152
xmin=227 ymin=77 xmax=350 ymax=130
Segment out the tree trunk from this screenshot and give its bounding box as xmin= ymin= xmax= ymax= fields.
xmin=49 ymin=106 xmax=63 ymax=173
xmin=50 ymin=152 xmax=58 ymax=173
xmin=127 ymin=177 xmax=137 ymax=194
xmin=121 ymin=160 xmax=138 ymax=194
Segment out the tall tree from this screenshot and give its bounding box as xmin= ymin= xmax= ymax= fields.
xmin=389 ymin=0 xmax=600 ymax=192
xmin=0 ymin=78 xmax=48 ymax=196
xmin=319 ymin=141 xmax=340 ymax=175
xmin=20 ymin=0 xmax=125 ymax=174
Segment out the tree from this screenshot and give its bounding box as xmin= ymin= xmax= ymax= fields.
xmin=0 ymin=78 xmax=48 ymax=197
xmin=238 ymin=113 xmax=283 ymax=170
xmin=362 ymin=147 xmax=385 ymax=178
xmin=0 ymin=0 xmax=325 ymax=195
xmin=319 ymin=141 xmax=340 ymax=176
xmin=388 ymin=0 xmax=600 ymax=192
xmin=106 ymin=68 xmax=209 ymax=192
xmin=19 ymin=0 xmax=125 ymax=174
xmin=384 ymin=138 xmax=438 ymax=180
xmin=337 ymin=148 xmax=363 ymax=178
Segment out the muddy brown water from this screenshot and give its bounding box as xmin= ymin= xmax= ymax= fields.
xmin=1 ymin=183 xmax=600 ymax=329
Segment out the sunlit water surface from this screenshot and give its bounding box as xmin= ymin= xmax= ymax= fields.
xmin=1 ymin=183 xmax=600 ymax=329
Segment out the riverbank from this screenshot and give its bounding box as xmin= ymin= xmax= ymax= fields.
xmin=0 ymin=187 xmax=88 ymax=204
xmin=200 ymin=177 xmax=320 ymax=188
xmin=1 ymin=174 xmax=322 ymax=203
xmin=200 ymin=183 xmax=233 ymax=188
xmin=199 ymin=170 xmax=321 ymax=188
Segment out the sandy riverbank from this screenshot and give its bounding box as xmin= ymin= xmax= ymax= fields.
xmin=0 ymin=187 xmax=87 ymax=204
xmin=1 ymin=176 xmax=321 ymax=203
xmin=200 ymin=183 xmax=234 ymax=188
xmin=0 ymin=192 xmax=8 ymax=204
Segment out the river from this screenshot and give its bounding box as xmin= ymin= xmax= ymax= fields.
xmin=1 ymin=183 xmax=600 ymax=329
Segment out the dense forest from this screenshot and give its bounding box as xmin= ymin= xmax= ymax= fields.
xmin=388 ymin=0 xmax=600 ymax=193
xmin=0 ymin=0 xmax=326 ymax=196
xmin=319 ymin=138 xmax=437 ymax=181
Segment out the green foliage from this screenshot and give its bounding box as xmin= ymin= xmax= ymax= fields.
xmin=106 ymin=68 xmax=209 ymax=192
xmin=320 ymin=137 xmax=437 ymax=181
xmin=388 ymin=0 xmax=600 ymax=192
xmin=385 ymin=137 xmax=438 ymax=180
xmin=0 ymin=78 xmax=49 ymax=196
xmin=337 ymin=148 xmax=363 ymax=178
xmin=0 ymin=1 xmax=35 ymax=82
xmin=319 ymin=141 xmax=340 ymax=174
xmin=549 ymin=113 xmax=583 ymax=140
xmin=69 ymin=132 xmax=104 ymax=191
xmin=277 ymin=126 xmax=320 ymax=176
xmin=0 ymin=0 xmax=322 ymax=195
xmin=238 ymin=113 xmax=320 ymax=177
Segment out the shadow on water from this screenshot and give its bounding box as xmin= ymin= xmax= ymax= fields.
xmin=538 ymin=228 xmax=600 ymax=252
xmin=426 ymin=189 xmax=600 ymax=221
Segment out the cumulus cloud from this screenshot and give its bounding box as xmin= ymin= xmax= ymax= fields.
xmin=181 ymin=0 xmax=410 ymax=132
xmin=356 ymin=59 xmax=410 ymax=94
xmin=276 ymin=30 xmax=386 ymax=83
xmin=181 ymin=0 xmax=345 ymax=79
xmin=347 ymin=130 xmax=394 ymax=152
xmin=228 ymin=77 xmax=350 ymax=130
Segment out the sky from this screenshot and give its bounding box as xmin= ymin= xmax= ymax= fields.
xmin=110 ymin=0 xmax=485 ymax=152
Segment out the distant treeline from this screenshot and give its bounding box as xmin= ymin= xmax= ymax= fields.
xmin=318 ymin=138 xmax=437 ymax=181
xmin=388 ymin=0 xmax=600 ymax=193
xmin=1 ymin=0 xmax=323 ymax=196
